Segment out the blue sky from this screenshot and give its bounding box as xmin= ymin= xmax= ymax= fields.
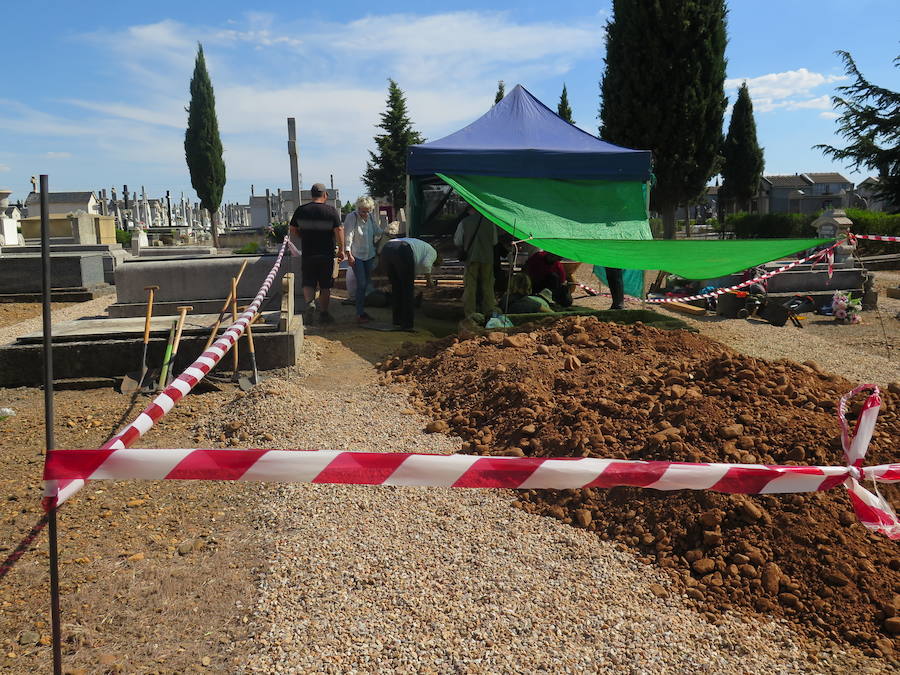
xmin=2 ymin=1 xmax=898 ymax=206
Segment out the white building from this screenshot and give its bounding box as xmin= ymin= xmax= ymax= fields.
xmin=23 ymin=191 xmax=99 ymax=218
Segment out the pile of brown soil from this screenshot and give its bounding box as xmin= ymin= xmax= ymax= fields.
xmin=383 ymin=316 xmax=900 ymax=659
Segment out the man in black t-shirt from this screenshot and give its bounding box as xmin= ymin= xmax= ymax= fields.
xmin=289 ymin=182 xmax=345 ymax=325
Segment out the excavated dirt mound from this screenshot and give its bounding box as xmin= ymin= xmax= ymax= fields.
xmin=382 ymin=316 xmax=900 ymax=659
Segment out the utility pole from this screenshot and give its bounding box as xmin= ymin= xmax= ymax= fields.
xmin=287 ymin=118 xmax=301 ymax=211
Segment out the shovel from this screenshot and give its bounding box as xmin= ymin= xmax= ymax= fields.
xmin=121 ymin=285 xmax=159 ymax=394
xmin=165 ymin=305 xmax=193 ymax=387
xmin=156 ymin=320 xmax=177 ymax=392
xmin=230 ymin=276 xmax=240 ymax=383
xmin=205 ymin=259 xmax=250 ymax=350
xmin=237 ymin=309 xmax=262 ymax=391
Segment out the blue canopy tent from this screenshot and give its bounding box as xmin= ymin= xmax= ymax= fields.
xmin=405 ymin=85 xmax=830 ymax=283
xmin=407 ymin=85 xmax=652 ymax=182
xmin=407 ymin=84 xmax=653 ymax=297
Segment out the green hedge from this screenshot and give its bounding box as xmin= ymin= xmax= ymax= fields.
xmin=843 ymin=209 xmax=900 ymax=236
xmin=115 ymin=229 xmax=132 ymax=247
xmin=726 ymin=212 xmax=816 ymax=238
xmin=234 ymin=242 xmax=261 ymax=254
xmin=726 ymin=209 xmax=900 ymax=239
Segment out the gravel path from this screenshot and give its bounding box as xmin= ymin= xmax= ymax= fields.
xmin=0 ymin=294 xmax=116 ymax=346
xmin=222 ymin=336 xmax=884 ymax=674
xmin=574 ymin=269 xmax=899 ymax=387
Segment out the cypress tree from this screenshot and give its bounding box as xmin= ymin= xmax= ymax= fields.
xmin=721 ymin=82 xmax=764 ymax=213
xmin=184 ymin=43 xmax=225 ymax=247
xmin=816 ymin=51 xmax=900 ymax=212
xmin=363 ymin=79 xmax=424 ymax=207
xmin=557 ymin=84 xmax=574 ymax=123
xmin=600 ymin=0 xmax=728 ymax=239
xmin=495 ymin=80 xmax=506 ymax=104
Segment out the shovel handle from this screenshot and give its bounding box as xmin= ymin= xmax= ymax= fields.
xmin=172 ymin=305 xmax=193 ymax=355
xmin=240 ymin=306 xmax=258 ymax=354
xmin=231 ymin=277 xmax=239 ymax=371
xmin=204 ymin=259 xmax=250 ymax=350
xmin=142 ymin=286 xmax=159 ymax=344
xmin=157 ymin=320 xmax=177 ymax=391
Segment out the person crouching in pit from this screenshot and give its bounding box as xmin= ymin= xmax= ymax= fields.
xmin=380 ymin=237 xmax=440 ymax=331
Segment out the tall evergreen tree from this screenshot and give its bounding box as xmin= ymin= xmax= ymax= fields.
xmin=184 ymin=43 xmax=225 ymax=247
xmin=816 ymin=51 xmax=900 ymax=212
xmin=495 ymin=80 xmax=506 ymax=104
xmin=557 ymin=84 xmax=574 ymax=123
xmin=721 ymin=82 xmax=764 ymax=213
xmin=363 ymin=79 xmax=424 ymax=207
xmin=599 ymin=0 xmax=728 ymax=238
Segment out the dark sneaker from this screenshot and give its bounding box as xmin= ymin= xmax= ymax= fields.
xmin=304 ymin=307 xmax=315 ymax=325
xmin=356 ymin=314 xmax=372 ymax=324
xmin=319 ymin=312 xmax=335 ymax=325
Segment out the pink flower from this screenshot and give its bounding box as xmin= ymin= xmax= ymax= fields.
xmin=834 ymin=308 xmax=847 ymax=320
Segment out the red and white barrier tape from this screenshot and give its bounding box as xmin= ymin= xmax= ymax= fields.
xmin=851 ymin=233 xmax=900 ymax=243
xmin=646 ymin=239 xmax=843 ymax=304
xmin=42 ymin=237 xmax=297 ymax=510
xmin=42 ymin=386 xmax=899 ymax=539
xmin=576 ymin=282 xmax=642 ymax=303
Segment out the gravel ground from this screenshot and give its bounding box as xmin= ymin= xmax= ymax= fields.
xmin=0 ymin=294 xmax=115 ymax=346
xmin=574 ymin=269 xmax=899 ymax=387
xmin=226 ymin=336 xmax=886 ymax=674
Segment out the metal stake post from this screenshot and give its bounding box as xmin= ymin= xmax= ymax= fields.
xmin=40 ymin=175 xmax=63 ymax=675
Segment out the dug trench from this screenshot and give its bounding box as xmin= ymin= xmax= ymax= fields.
xmin=381 ymin=315 xmax=900 ymax=661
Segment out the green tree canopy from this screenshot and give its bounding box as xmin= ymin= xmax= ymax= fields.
xmin=816 ymin=51 xmax=900 ymax=212
xmin=184 ymin=43 xmax=225 ymax=246
xmin=721 ymin=82 xmax=764 ymax=213
xmin=557 ymin=84 xmax=574 ymax=123
xmin=599 ymin=0 xmax=728 ymax=238
xmin=363 ymin=79 xmax=424 ymax=206
xmin=495 ymin=80 xmax=506 ymax=104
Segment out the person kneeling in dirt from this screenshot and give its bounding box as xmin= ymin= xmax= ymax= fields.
xmin=524 ymin=250 xmax=573 ymax=308
xmin=380 ymin=237 xmax=440 ymax=331
xmin=504 ymin=272 xmax=554 ymax=314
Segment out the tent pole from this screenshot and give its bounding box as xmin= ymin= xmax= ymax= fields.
xmin=641 ymin=269 xmax=647 ymax=310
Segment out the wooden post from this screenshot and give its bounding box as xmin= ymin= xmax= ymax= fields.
xmin=280 ymin=272 xmax=295 ymax=332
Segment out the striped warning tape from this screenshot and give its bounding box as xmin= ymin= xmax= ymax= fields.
xmin=41 ymin=386 xmax=899 ymax=539
xmin=42 ymin=237 xmax=296 ymax=510
xmin=645 ymin=239 xmax=843 ymax=305
xmin=852 ymin=233 xmax=900 ymax=243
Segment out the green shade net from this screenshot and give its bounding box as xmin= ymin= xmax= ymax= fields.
xmin=439 ymin=173 xmax=651 ymax=241
xmin=439 ymin=173 xmax=832 ymax=279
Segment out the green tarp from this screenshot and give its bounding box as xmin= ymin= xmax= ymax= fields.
xmin=439 ymin=173 xmax=832 ymax=279
xmin=440 ymin=173 xmax=651 ymax=241
xmin=529 ymin=238 xmax=833 ymax=279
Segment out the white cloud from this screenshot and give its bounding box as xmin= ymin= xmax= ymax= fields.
xmin=783 ymin=95 xmax=832 ymax=111
xmin=44 ymin=152 xmax=72 ymax=159
xmin=726 ymin=69 xmax=845 ymax=114
xmin=13 ymin=11 xmax=605 ymax=200
xmin=62 ymin=99 xmax=185 ymax=129
xmin=820 ymin=111 xmax=841 ymax=120
xmin=0 ymin=164 xmax=9 ymax=172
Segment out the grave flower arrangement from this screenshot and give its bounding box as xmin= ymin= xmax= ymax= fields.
xmin=831 ymin=291 xmax=862 ymax=324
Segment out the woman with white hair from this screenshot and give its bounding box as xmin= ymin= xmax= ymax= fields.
xmin=343 ymin=196 xmax=384 ymax=323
